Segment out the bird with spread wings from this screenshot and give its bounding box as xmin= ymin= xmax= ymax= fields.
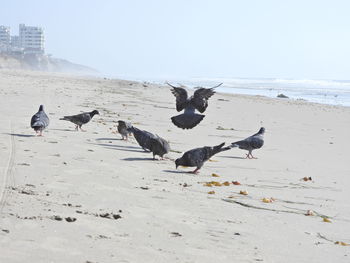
xmin=167 ymin=82 xmax=222 ymax=129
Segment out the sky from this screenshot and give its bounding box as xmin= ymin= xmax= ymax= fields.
xmin=2 ymin=0 xmax=350 ymax=80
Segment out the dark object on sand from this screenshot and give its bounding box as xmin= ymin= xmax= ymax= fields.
xmin=127 ymin=126 xmax=157 ymax=151
xmin=30 ymin=105 xmax=50 ymax=136
xmin=277 ymin=93 xmax=289 ymax=98
xmin=128 ymin=126 xmax=170 ymax=158
xmin=149 ymin=135 xmax=170 ymax=160
xmin=167 ymin=82 xmax=222 ymax=129
xmin=60 ymin=110 xmax=99 ymax=131
xmin=117 ymin=120 xmax=132 ymax=140
xmin=231 ymin=127 xmax=265 ymax=159
xmin=175 ymin=142 xmax=231 ymax=174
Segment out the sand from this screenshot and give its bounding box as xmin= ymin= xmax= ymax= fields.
xmin=0 ymin=69 xmax=349 ymax=263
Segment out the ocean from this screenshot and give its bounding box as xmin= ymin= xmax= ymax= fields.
xmin=182 ymin=78 xmax=350 ymax=107
xmin=177 ymin=78 xmax=350 ymax=107
xmin=114 ymin=75 xmax=350 ymax=107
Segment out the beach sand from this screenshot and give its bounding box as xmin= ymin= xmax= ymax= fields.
xmin=0 ymin=70 xmax=349 ymax=262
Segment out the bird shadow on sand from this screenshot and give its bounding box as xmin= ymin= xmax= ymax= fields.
xmin=163 ymin=169 xmax=193 ymax=174
xmin=220 ymin=155 xmax=247 ymax=160
xmin=122 ymin=157 xmax=155 ymax=161
xmin=92 ymin=143 xmax=147 ymax=153
xmin=95 ymin=137 xmax=121 ymax=141
xmin=4 ymin=133 xmax=35 ymax=138
xmin=50 ymin=128 xmax=77 ymax=132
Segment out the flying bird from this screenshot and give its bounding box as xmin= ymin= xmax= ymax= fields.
xmin=149 ymin=135 xmax=170 ymax=160
xmin=175 ymin=142 xmax=231 ymax=174
xmin=167 ymin=82 xmax=222 ymax=129
xmin=117 ymin=120 xmax=132 ymax=140
xmin=31 ymin=105 xmax=50 ymax=136
xmin=230 ymin=127 xmax=265 ymax=159
xmin=60 ymin=110 xmax=99 ymax=131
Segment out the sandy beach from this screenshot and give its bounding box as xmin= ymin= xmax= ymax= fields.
xmin=0 ymin=69 xmax=349 ymax=263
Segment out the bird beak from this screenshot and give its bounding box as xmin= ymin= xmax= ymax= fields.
xmin=175 ymin=164 xmax=178 ymax=169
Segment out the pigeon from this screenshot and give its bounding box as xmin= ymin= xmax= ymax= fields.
xmin=60 ymin=110 xmax=99 ymax=131
xmin=117 ymin=120 xmax=132 ymax=140
xmin=30 ymin=105 xmax=50 ymax=136
xmin=167 ymin=82 xmax=222 ymax=129
xmin=175 ymin=142 xmax=231 ymax=174
xmin=128 ymin=126 xmax=157 ymax=152
xmin=230 ymin=127 xmax=265 ymax=159
xmin=149 ymin=135 xmax=170 ymax=160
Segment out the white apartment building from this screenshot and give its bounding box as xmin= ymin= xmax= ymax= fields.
xmin=0 ymin=25 xmax=10 ymax=52
xmin=10 ymin=36 xmax=20 ymax=48
xmin=19 ymin=24 xmax=45 ymax=54
xmin=0 ymin=24 xmax=45 ymax=54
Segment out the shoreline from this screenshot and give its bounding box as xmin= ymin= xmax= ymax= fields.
xmin=2 ymin=68 xmax=349 ymax=109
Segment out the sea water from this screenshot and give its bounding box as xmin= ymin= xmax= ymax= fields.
xmin=116 ymin=75 xmax=350 ymax=107
xmin=180 ymin=78 xmax=350 ymax=107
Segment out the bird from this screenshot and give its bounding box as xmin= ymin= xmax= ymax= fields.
xmin=127 ymin=126 xmax=157 ymax=152
xmin=31 ymin=105 xmax=50 ymax=136
xmin=230 ymin=127 xmax=265 ymax=159
xmin=175 ymin=142 xmax=231 ymax=174
xmin=60 ymin=110 xmax=99 ymax=131
xmin=167 ymin=82 xmax=222 ymax=129
xmin=117 ymin=120 xmax=132 ymax=140
xmin=149 ymin=135 xmax=170 ymax=160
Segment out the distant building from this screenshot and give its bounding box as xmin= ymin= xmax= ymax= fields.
xmin=19 ymin=24 xmax=45 ymax=54
xmin=0 ymin=24 xmax=45 ymax=55
xmin=10 ymin=35 xmax=23 ymax=53
xmin=0 ymin=25 xmax=10 ymax=52
xmin=11 ymin=36 xmax=20 ymax=48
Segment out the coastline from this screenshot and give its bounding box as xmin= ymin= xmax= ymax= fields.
xmin=0 ymin=69 xmax=349 ymax=262
xmin=138 ymin=77 xmax=350 ymax=107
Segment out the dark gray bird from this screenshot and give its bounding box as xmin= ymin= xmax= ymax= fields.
xmin=167 ymin=82 xmax=222 ymax=129
xmin=60 ymin=110 xmax=99 ymax=131
xmin=149 ymin=135 xmax=170 ymax=160
xmin=175 ymin=142 xmax=231 ymax=174
xmin=117 ymin=120 xmax=132 ymax=140
xmin=231 ymin=127 xmax=265 ymax=159
xmin=128 ymin=126 xmax=157 ymax=152
xmin=31 ymin=105 xmax=50 ymax=136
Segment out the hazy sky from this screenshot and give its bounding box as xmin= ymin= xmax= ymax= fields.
xmin=2 ymin=0 xmax=350 ymax=80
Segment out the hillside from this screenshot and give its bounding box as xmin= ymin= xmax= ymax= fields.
xmin=0 ymin=53 xmax=98 ymax=75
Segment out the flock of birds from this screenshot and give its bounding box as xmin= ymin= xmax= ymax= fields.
xmin=30 ymin=83 xmax=265 ymax=174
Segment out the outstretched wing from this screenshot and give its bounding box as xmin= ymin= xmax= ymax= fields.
xmin=192 ymin=87 xmax=216 ymax=113
xmin=167 ymin=83 xmax=188 ymax=112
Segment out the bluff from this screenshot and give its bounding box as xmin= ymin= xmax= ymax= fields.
xmin=0 ymin=53 xmax=98 ymax=75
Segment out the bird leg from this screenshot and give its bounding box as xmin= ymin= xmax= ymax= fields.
xmin=189 ymin=168 xmax=200 ymax=174
xmin=75 ymin=125 xmax=79 ymax=131
xmin=79 ymin=126 xmax=86 ymax=132
xmin=38 ymin=130 xmax=43 ymax=136
xmin=246 ymin=152 xmax=257 ymax=159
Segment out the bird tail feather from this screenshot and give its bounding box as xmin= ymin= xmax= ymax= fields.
xmin=31 ymin=121 xmax=45 ymax=130
xmin=127 ymin=126 xmax=137 ymax=134
xmin=213 ymin=142 xmax=232 ymax=155
xmin=171 ymin=113 xmax=205 ymax=129
xmin=230 ymin=140 xmax=242 ymax=148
